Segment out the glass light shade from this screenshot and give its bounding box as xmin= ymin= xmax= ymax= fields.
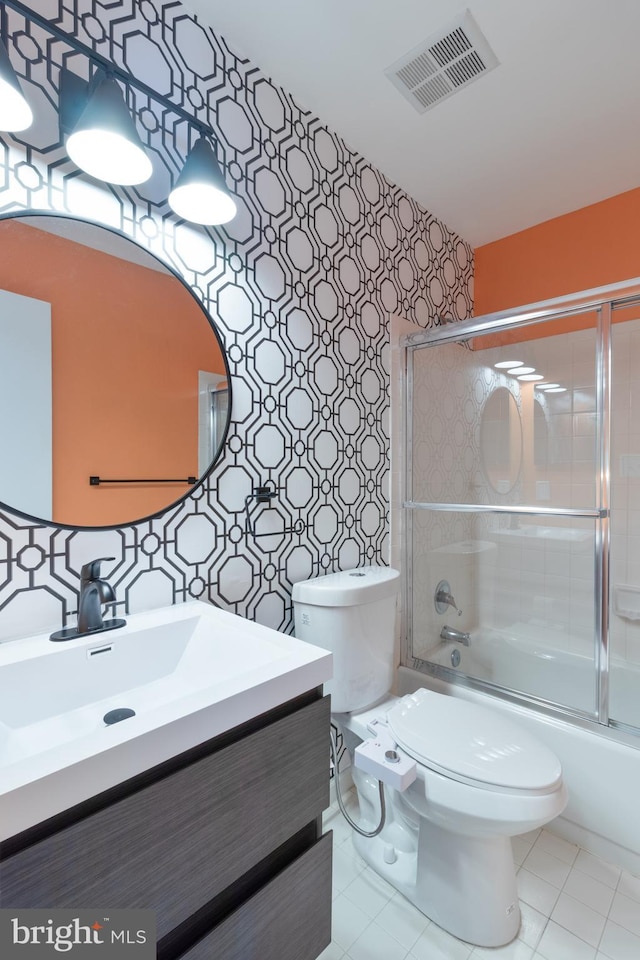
xmin=0 ymin=40 xmax=32 ymax=132
xmin=168 ymin=137 xmax=237 ymax=225
xmin=494 ymin=360 xmax=522 ymax=369
xmin=66 ymin=76 xmax=152 ymax=185
xmin=508 ymin=366 xmax=535 ymax=375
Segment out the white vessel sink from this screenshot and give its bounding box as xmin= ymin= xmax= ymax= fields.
xmin=0 ymin=601 xmax=332 ymax=840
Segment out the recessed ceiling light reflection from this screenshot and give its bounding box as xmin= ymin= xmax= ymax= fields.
xmin=545 ymin=387 xmax=567 ymax=393
xmin=536 ymin=383 xmax=560 ymax=390
xmin=508 ymin=366 xmax=535 ymax=375
xmin=518 ymin=374 xmax=545 ymax=381
xmin=494 ymin=360 xmax=522 ymax=369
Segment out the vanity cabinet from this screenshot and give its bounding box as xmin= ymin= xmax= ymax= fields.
xmin=0 ymin=690 xmax=332 ymax=960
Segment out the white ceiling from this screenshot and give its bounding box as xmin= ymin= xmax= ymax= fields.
xmin=181 ymin=0 xmax=640 ymax=247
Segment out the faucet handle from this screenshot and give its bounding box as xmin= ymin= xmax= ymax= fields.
xmin=81 ymin=557 xmax=116 ymax=580
xmin=434 ymin=580 xmax=462 ymax=616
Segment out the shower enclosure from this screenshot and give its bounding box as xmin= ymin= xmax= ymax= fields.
xmin=402 ymin=278 xmax=640 ymax=738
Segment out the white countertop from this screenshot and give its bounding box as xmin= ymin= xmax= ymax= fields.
xmin=0 ymin=601 xmax=332 ymax=841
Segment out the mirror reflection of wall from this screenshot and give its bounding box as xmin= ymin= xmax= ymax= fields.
xmin=0 ymin=215 xmax=229 ymax=528
xmin=480 ymin=386 xmax=523 ymax=494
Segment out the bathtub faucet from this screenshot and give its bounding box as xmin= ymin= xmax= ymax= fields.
xmin=440 ymin=624 xmax=471 ymax=646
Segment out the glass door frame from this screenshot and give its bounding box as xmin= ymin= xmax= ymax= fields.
xmin=402 ymin=277 xmax=640 ymax=735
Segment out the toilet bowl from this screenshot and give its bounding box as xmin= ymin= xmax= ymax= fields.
xmin=292 ymin=566 xmax=568 ymax=947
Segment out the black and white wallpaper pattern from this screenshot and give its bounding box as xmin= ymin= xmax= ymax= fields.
xmin=0 ymin=0 xmax=473 ymax=643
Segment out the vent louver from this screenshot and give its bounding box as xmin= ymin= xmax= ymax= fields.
xmin=385 ymin=10 xmax=499 ymax=114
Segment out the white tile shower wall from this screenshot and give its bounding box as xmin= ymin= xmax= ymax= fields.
xmin=0 ymin=0 xmax=473 ymax=643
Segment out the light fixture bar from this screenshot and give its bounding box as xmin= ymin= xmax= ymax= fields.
xmin=3 ymin=0 xmax=214 ymax=140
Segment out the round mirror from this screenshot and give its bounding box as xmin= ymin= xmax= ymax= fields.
xmin=480 ymin=386 xmax=522 ymax=493
xmin=0 ymin=213 xmax=230 ymax=528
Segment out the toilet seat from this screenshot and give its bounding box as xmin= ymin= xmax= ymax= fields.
xmin=387 ymin=689 xmax=562 ymax=794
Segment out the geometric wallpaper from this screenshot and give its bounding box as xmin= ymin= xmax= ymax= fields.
xmin=0 ymin=0 xmax=473 ymax=644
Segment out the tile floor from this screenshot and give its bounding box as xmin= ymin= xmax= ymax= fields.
xmin=321 ymin=792 xmax=640 ymax=960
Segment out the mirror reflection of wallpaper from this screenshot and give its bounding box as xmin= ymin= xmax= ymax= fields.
xmin=0 ymin=0 xmax=473 ymax=643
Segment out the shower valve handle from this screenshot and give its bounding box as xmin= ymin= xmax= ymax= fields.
xmin=434 ymin=580 xmax=462 ymax=616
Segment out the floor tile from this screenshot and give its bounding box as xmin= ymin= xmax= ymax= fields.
xmin=536 ymin=920 xmax=597 ymax=960
xmin=347 ymin=920 xmax=411 ymax=960
xmin=410 ymin=922 xmax=474 ymax=960
xmin=534 ymin=830 xmax=580 ymax=866
xmin=616 ymin=871 xmax=640 ymax=904
xmin=573 ymin=850 xmax=621 ymax=890
xmin=332 ymin=894 xmax=372 ymax=952
xmin=472 ymin=939 xmax=534 ymax=959
xmin=333 ymin=845 xmax=367 ymax=894
xmin=563 ymin=868 xmax=616 ymax=915
xmin=517 ymin=867 xmax=562 ymax=915
xmin=375 ymin=893 xmax=430 ymax=950
xmin=518 ymin=902 xmax=548 ymax=950
xmin=598 ymin=919 xmax=640 ymax=960
xmin=551 ymin=892 xmax=606 ymax=947
xmin=342 ymin=868 xmax=396 ymax=919
xmin=608 ymin=891 xmax=640 ymax=938
xmin=522 ymin=847 xmax=573 ymax=889
xmin=317 ymin=942 xmax=345 ymax=960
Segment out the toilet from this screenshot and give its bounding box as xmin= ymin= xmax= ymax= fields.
xmin=292 ymin=565 xmax=568 ymax=947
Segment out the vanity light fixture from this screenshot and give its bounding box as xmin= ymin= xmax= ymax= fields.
xmin=65 ymin=73 xmax=152 ymax=186
xmin=168 ymin=136 xmax=237 ymax=225
xmin=494 ymin=360 xmax=523 ymax=369
xmin=0 ymin=36 xmax=33 ymax=132
xmin=3 ymin=2 xmax=237 ymax=226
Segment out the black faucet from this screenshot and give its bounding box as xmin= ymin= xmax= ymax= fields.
xmin=50 ymin=557 xmax=126 ymax=641
xmin=78 ymin=557 xmax=118 ymax=633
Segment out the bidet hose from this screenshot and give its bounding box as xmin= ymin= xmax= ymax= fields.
xmin=330 ymin=729 xmax=386 ymax=838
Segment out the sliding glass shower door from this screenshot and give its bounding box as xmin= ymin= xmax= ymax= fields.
xmin=404 ymin=303 xmax=608 ymax=723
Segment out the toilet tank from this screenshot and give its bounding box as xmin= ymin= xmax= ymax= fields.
xmin=292 ymin=566 xmax=400 ymax=713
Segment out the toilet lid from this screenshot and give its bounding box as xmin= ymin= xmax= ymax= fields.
xmin=386 ymin=690 xmax=562 ymax=792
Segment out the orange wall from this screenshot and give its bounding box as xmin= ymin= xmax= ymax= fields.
xmin=474 ymin=186 xmax=640 ymax=316
xmin=0 ymin=220 xmax=225 ymax=526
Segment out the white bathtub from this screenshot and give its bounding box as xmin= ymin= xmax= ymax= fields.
xmin=397 ymin=653 xmax=640 ymax=875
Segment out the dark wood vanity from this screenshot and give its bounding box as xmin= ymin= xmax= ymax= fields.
xmin=0 ymin=690 xmax=332 ymax=960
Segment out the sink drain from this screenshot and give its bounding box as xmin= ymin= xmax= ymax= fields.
xmin=104 ymin=708 xmax=136 ymax=725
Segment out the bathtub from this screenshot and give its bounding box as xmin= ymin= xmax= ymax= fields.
xmin=397 ymin=645 xmax=640 ymax=875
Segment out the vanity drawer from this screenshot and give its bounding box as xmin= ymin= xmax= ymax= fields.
xmin=1 ymin=695 xmax=330 ymax=938
xmin=179 ymin=832 xmax=332 ymax=960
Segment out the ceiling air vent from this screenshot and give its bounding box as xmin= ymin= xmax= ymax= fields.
xmin=385 ymin=10 xmax=499 ymax=114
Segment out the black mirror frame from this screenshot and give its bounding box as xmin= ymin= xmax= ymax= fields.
xmin=0 ymin=209 xmax=232 ymax=531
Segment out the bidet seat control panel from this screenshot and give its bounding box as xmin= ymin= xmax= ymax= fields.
xmin=354 ymin=725 xmax=417 ymax=792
